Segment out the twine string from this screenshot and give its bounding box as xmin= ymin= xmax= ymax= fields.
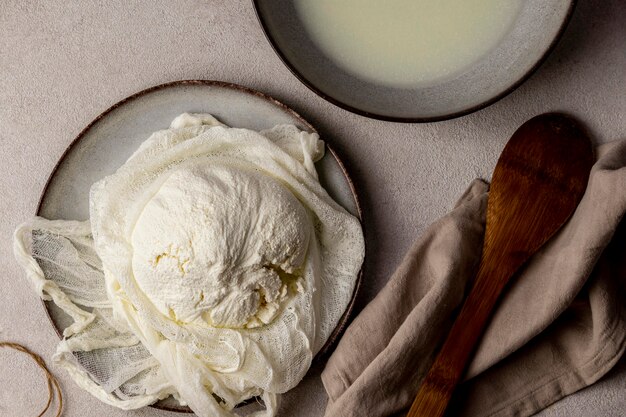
xmin=0 ymin=342 xmax=63 ymax=417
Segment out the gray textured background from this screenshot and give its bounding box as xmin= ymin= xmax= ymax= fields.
xmin=1 ymin=1 xmax=625 ymax=416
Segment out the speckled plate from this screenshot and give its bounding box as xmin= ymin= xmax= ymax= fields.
xmin=36 ymin=80 xmax=362 ymax=412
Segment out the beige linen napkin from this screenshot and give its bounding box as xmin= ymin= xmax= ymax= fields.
xmin=322 ymin=140 xmax=626 ymax=417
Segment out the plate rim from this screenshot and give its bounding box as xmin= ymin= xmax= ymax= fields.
xmin=35 ymin=79 xmax=364 ymax=412
xmin=252 ymin=0 xmax=577 ymax=123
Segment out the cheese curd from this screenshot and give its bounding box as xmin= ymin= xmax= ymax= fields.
xmin=131 ymin=165 xmax=310 ymax=328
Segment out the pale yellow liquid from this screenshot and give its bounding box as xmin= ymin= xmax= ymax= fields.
xmin=295 ymin=0 xmax=522 ymax=88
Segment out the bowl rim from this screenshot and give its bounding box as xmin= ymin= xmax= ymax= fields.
xmin=252 ymin=0 xmax=577 ymax=123
xmin=35 ymin=79 xmax=364 ymax=413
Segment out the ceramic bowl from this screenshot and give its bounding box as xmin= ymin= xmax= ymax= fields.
xmin=254 ymin=0 xmax=575 ymax=122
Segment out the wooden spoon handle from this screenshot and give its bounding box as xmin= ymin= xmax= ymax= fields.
xmin=407 ymin=258 xmax=511 ymax=417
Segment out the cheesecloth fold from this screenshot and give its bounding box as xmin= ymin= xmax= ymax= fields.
xmin=13 ymin=114 xmax=364 ymax=417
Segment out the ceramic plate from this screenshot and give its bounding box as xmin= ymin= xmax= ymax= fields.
xmin=36 ymin=80 xmax=362 ymax=412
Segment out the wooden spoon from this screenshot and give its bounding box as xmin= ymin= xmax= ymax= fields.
xmin=407 ymin=113 xmax=593 ymax=417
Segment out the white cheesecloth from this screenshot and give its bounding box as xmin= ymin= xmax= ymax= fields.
xmin=13 ymin=114 xmax=364 ymax=417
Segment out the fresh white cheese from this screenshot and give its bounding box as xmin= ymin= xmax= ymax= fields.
xmin=131 ymin=164 xmax=310 ymax=328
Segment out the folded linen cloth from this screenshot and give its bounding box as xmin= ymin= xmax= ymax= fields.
xmin=322 ymin=140 xmax=626 ymax=417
